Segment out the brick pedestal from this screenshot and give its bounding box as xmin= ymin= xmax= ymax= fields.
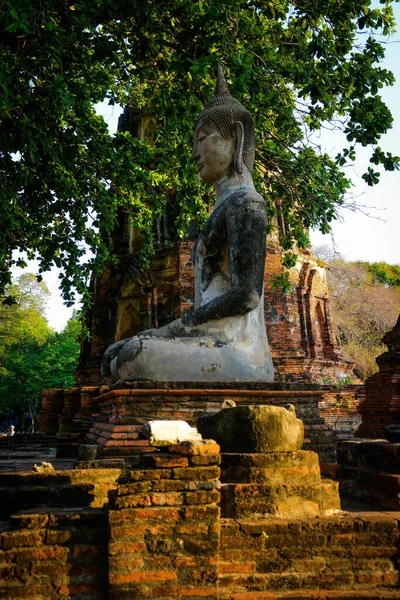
xmin=57 ymin=387 xmax=81 ymax=437
xmin=89 ymin=384 xmax=339 ymax=463
xmin=36 ymin=388 xmax=64 ymax=435
xmin=220 ymin=450 xmax=340 ymax=520
xmin=108 ymin=441 xmax=221 ymax=599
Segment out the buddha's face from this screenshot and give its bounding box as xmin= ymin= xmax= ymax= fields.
xmin=192 ymin=117 xmax=236 ymax=183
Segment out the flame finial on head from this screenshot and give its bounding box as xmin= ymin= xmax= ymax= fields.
xmin=215 ymin=65 xmax=230 ymax=95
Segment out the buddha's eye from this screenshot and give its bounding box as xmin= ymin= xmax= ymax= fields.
xmin=197 ymin=133 xmax=206 ymax=142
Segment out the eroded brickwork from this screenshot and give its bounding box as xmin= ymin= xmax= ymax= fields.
xmin=318 ymin=385 xmax=365 ymax=436
xmin=0 ymin=509 xmax=108 ymax=599
xmin=1 ymin=448 xmax=400 ymax=599
xmin=108 ymin=444 xmax=220 ymax=599
xmin=219 ymin=516 xmax=400 ymax=597
xmin=263 ymin=242 xmax=355 ymax=383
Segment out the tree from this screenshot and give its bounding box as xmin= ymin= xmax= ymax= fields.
xmin=0 ymin=273 xmax=51 ymax=351
xmin=316 ymin=254 xmax=400 ymax=380
xmin=0 ymin=276 xmax=80 ymax=416
xmin=356 ymin=261 xmax=400 ymax=287
xmin=1 ymin=0 xmax=399 ymax=306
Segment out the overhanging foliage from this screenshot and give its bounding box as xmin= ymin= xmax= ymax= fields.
xmin=1 ymin=0 xmax=399 ymax=306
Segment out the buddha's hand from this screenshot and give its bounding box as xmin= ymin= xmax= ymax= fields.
xmin=181 ymin=310 xmax=199 ymax=327
xmin=101 ymin=339 xmax=129 ymax=386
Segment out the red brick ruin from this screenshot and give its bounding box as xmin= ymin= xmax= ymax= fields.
xmin=3 ymin=109 xmax=400 ymax=600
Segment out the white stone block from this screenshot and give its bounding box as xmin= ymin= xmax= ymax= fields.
xmin=143 ymin=420 xmax=202 ymax=447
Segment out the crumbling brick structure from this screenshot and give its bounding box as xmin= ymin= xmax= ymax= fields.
xmin=356 ymin=314 xmax=400 ymax=439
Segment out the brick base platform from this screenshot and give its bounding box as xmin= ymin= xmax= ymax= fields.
xmin=219 ymin=515 xmax=400 ymax=599
xmin=89 ymin=385 xmax=339 ymax=463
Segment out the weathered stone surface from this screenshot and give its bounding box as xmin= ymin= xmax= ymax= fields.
xmin=143 ymin=420 xmax=202 ymax=447
xmin=78 ymin=444 xmax=97 ymax=461
xmin=32 ymin=461 xmax=55 ymax=473
xmin=197 ymin=405 xmax=304 ymax=453
xmin=168 ymin=439 xmax=220 ymax=456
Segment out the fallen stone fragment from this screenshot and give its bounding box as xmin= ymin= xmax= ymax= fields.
xmin=143 ymin=420 xmax=202 ymax=447
xmin=168 ymin=439 xmax=220 ymax=456
xmin=32 ymin=462 xmax=55 ymax=473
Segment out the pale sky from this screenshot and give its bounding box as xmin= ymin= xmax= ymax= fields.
xmin=12 ymin=4 xmax=400 ymax=330
xmin=310 ymin=2 xmax=400 ymax=264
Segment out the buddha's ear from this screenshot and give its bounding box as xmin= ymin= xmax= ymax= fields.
xmin=233 ymin=121 xmax=244 ymax=175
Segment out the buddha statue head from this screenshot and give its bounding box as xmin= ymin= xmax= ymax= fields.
xmin=192 ymin=66 xmax=256 ymax=183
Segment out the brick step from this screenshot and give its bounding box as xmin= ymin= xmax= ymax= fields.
xmin=221 ymin=450 xmax=321 ymax=485
xmin=218 ymin=568 xmax=399 ymax=592
xmin=304 ymin=423 xmax=330 ymax=431
xmin=100 ymin=446 xmax=155 ymax=456
xmin=220 ymin=514 xmax=400 ymax=597
xmin=0 ymin=469 xmax=121 ymax=518
xmin=304 ymin=431 xmax=337 ymax=443
xmin=338 ymin=467 xmax=400 ymax=510
xmin=338 ymin=440 xmax=400 ymax=473
xmin=302 ymin=442 xmax=337 ymax=459
xmin=220 ymin=590 xmax=400 ymax=599
xmin=221 ymin=479 xmax=340 ymax=519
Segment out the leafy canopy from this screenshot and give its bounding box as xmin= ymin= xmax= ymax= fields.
xmin=1 ymin=0 xmax=399 ymax=305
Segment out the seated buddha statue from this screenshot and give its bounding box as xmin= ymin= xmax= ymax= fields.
xmin=101 ymin=66 xmax=274 ymax=385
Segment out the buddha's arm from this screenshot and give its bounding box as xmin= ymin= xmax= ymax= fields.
xmin=182 ymin=197 xmax=266 ymax=327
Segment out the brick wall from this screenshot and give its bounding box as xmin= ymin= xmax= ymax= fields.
xmin=319 ymin=386 xmax=365 ymax=436
xmin=0 ymin=508 xmax=108 ymax=599
xmin=219 ymin=516 xmax=400 ymax=598
xmin=357 ymin=317 xmax=400 ymax=439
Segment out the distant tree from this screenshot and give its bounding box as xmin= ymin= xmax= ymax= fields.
xmin=356 ymin=261 xmax=400 ymax=287
xmin=315 ymin=254 xmax=400 ymax=380
xmin=0 ymin=276 xmax=80 ymax=416
xmin=0 ymin=273 xmax=51 ymax=350
xmin=1 ymin=0 xmax=399 ymax=306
